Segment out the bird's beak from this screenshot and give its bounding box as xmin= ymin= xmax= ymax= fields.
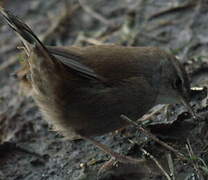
xmin=180 ymin=96 xmax=196 ymax=119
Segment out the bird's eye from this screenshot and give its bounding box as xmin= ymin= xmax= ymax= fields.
xmin=172 ymin=77 xmax=182 ymax=89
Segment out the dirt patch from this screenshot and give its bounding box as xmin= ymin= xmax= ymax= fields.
xmin=0 ymin=0 xmax=208 ymax=179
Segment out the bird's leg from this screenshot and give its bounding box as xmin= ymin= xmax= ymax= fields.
xmin=81 ymin=136 xmax=145 ymax=164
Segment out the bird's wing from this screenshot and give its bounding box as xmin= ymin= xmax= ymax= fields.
xmin=47 ymin=47 xmax=105 ymax=81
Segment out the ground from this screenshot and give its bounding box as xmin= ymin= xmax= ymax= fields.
xmin=0 ymin=0 xmax=208 ymax=180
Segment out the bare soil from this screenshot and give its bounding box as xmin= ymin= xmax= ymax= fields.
xmin=0 ymin=0 xmax=208 ymax=179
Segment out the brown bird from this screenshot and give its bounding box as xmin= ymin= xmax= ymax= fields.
xmin=0 ymin=8 xmax=195 ymax=164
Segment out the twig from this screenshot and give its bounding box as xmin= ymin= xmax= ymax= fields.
xmin=40 ymin=4 xmax=80 ymax=43
xmin=78 ymin=0 xmax=115 ymax=27
xmin=0 ymin=142 xmax=42 ymax=158
xmin=141 ymin=148 xmax=171 ymax=180
xmin=186 ymin=139 xmax=204 ymax=179
xmin=80 ymin=37 xmax=105 ymax=45
xmin=119 ymin=9 xmax=137 ymax=45
xmin=0 ymin=56 xmax=18 ymax=71
xmin=120 ymin=114 xmax=185 ymax=159
xmin=167 ymin=153 xmax=175 ymax=180
xmin=83 ymin=136 xmax=145 ymax=165
xmin=148 ymin=1 xmax=197 ymax=21
xmin=138 ymin=104 xmax=166 ymax=122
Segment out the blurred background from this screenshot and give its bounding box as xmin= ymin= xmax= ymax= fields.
xmin=0 ymin=0 xmax=208 ymax=179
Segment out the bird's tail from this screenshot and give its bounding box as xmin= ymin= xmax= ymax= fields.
xmin=0 ymin=7 xmax=56 ymax=95
xmin=0 ymin=7 xmax=47 ymax=54
xmin=0 ymin=7 xmax=103 ymax=81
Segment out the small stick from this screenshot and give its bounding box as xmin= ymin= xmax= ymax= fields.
xmin=120 ymin=114 xmax=185 ymax=159
xmin=148 ymin=1 xmax=197 ymax=21
xmin=78 ymin=0 xmax=115 ymax=27
xmin=82 ymin=135 xmax=145 ymax=164
xmin=0 ymin=142 xmax=42 ymax=158
xmin=41 ymin=4 xmax=80 ymax=43
xmin=80 ymin=37 xmax=105 ymax=45
xmin=141 ymin=148 xmax=171 ymax=180
xmin=186 ymin=139 xmax=203 ymax=179
xmin=0 ymin=56 xmax=18 ymax=71
xmin=138 ymin=104 xmax=166 ymax=122
xmin=167 ymin=153 xmax=175 ymax=180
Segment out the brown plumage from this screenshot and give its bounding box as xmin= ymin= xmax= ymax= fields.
xmin=36 ymin=45 xmax=166 ymax=138
xmin=0 ymin=8 xmax=194 ymax=164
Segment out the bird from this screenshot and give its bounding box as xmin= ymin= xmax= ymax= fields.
xmin=0 ymin=7 xmax=195 ymax=164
